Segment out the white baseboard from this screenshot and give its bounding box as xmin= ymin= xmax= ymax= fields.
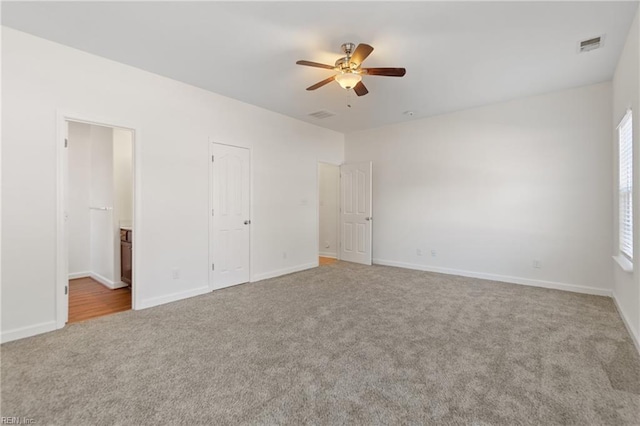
xmin=110 ymin=280 xmax=129 ymax=289
xmin=1 ymin=320 xmax=57 ymax=344
xmin=319 ymin=252 xmax=337 ymax=259
xmin=69 ymin=271 xmax=91 ymax=279
xmin=69 ymin=271 xmax=127 ymax=289
xmin=612 ymin=292 xmax=640 ymax=354
xmin=90 ymin=272 xmax=128 ymax=289
xmin=372 ymin=258 xmax=612 ymax=297
xmin=137 ymin=286 xmax=210 ymax=310
xmin=252 ymin=262 xmax=317 ymax=282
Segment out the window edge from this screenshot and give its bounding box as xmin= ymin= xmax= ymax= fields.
xmin=613 ymin=255 xmax=633 ymax=273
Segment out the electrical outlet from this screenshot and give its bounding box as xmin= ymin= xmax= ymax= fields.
xmin=431 ymin=250 xmax=437 ymax=257
xmin=416 ymin=249 xmax=422 ymax=256
xmin=172 ymin=268 xmax=180 ymax=279
xmin=533 ymin=260 xmax=542 ymax=269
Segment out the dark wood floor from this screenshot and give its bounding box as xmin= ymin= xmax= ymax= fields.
xmin=69 ymin=277 xmax=131 ymax=323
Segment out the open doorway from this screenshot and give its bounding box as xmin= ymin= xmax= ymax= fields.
xmin=318 ymin=161 xmax=373 ymax=267
xmin=65 ymin=121 xmax=134 ymax=323
xmin=318 ymin=162 xmax=340 ymax=266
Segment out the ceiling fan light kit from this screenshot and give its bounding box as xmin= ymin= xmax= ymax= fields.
xmin=296 ymin=42 xmax=406 ymax=97
xmin=335 ymin=72 xmax=362 ymax=89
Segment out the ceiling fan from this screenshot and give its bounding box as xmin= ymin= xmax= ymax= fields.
xmin=296 ymin=42 xmax=406 ymax=96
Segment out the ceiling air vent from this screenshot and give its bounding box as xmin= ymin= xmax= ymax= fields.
xmin=308 ymin=110 xmax=336 ymax=119
xmin=578 ymin=35 xmax=604 ymax=53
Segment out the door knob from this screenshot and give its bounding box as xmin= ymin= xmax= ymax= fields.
xmin=244 ymin=220 xmax=251 ymax=225
xmin=365 ymin=217 xmax=372 ymax=221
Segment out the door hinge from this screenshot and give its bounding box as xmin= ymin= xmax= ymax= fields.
xmin=211 ymin=209 xmax=214 ymax=216
xmin=212 ymin=263 xmax=215 ymax=271
xmin=65 ymin=285 xmax=68 ymax=295
xmin=64 ymin=138 xmax=68 ymax=148
xmin=211 ymin=155 xmax=215 ymax=162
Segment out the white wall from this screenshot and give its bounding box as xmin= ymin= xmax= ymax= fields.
xmin=67 ymin=122 xmax=92 ymax=276
xmin=612 ymin=9 xmax=640 ymax=347
xmin=318 ymin=163 xmax=339 ymax=258
xmin=1 ymin=27 xmax=344 ymax=342
xmin=346 ymin=82 xmax=613 ymax=295
xmin=113 ymin=128 xmax=133 ymax=228
xmin=89 ymin=124 xmax=115 ymax=284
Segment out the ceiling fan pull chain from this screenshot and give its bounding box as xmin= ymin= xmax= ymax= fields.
xmin=347 ymin=89 xmax=352 ymax=108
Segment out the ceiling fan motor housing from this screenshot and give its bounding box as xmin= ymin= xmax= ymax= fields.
xmin=338 ymin=43 xmax=360 ymax=72
xmin=335 ymin=57 xmax=359 ymax=72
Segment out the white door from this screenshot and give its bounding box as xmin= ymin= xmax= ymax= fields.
xmin=210 ymin=143 xmax=251 ymax=289
xmin=340 ymin=162 xmax=372 ymax=265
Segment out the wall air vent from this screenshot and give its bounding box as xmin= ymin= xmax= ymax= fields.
xmin=578 ymin=35 xmax=604 ymax=53
xmin=308 ymin=110 xmax=336 ymax=119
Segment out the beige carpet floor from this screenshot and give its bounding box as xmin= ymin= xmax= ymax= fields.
xmin=1 ymin=262 xmax=639 ymax=425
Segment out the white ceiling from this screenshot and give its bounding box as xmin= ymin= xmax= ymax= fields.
xmin=2 ymin=1 xmax=638 ymax=133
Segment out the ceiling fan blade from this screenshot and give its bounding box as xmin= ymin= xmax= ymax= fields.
xmin=306 ymin=75 xmax=336 ymax=91
xmin=362 ymin=67 xmax=406 ymax=77
xmin=350 ymin=44 xmax=374 ymax=66
xmin=353 ymin=81 xmax=369 ymax=97
xmin=296 ymin=60 xmax=335 ymax=70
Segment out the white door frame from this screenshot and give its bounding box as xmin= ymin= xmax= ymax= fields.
xmin=208 ymin=140 xmax=253 ymax=290
xmin=316 ymin=161 xmax=341 ymax=263
xmin=56 ymin=110 xmax=142 ymax=329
